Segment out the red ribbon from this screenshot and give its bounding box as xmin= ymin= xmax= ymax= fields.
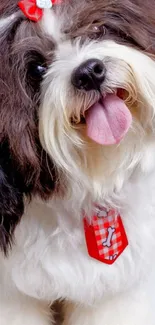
xmin=18 ymin=0 xmax=62 ymax=22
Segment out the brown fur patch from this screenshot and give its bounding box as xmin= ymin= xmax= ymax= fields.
xmin=68 ymin=0 xmax=155 ymax=53
xmin=0 ymin=13 xmax=57 ymax=253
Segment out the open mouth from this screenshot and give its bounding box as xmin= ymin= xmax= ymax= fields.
xmin=73 ymin=90 xmax=132 ymax=146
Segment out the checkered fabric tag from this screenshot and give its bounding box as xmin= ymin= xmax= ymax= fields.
xmin=84 ymin=208 xmax=128 ymax=265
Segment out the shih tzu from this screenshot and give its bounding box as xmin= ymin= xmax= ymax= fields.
xmin=0 ymin=0 xmax=155 ymax=324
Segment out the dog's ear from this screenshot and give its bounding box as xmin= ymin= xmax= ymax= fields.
xmin=0 ymin=170 xmax=24 ymax=255
xmin=0 ymin=15 xmax=57 ymax=253
xmin=0 ymin=141 xmax=24 ymax=255
xmin=0 ymin=23 xmax=38 ymax=254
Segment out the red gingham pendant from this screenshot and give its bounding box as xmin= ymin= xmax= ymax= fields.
xmin=84 ymin=208 xmax=128 ymax=265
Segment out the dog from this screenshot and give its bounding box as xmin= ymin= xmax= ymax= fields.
xmin=1 ymin=0 xmax=155 ymax=324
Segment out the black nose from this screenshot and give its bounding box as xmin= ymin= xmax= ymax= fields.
xmin=71 ymin=58 xmax=106 ymax=91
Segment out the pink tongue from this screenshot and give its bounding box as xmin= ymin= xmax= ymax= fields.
xmin=85 ymin=94 xmax=132 ymax=145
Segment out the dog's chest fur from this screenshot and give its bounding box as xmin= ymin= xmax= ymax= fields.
xmin=2 ymin=169 xmax=155 ymax=306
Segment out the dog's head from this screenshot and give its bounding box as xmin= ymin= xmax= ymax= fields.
xmin=1 ymin=0 xmax=155 ymax=253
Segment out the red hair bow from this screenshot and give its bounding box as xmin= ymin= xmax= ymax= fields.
xmin=18 ymin=0 xmax=62 ymax=22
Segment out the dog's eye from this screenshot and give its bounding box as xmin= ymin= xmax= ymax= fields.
xmin=28 ymin=62 xmax=47 ymax=81
xmin=26 ymin=51 xmax=47 ymax=83
xmin=92 ymin=23 xmax=107 ymax=36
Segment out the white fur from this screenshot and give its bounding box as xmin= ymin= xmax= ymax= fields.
xmin=63 ymin=289 xmax=153 ymax=325
xmin=1 ymin=15 xmax=155 ymax=325
xmin=39 ymin=40 xmax=155 ymax=205
xmin=41 ymin=9 xmax=62 ymax=42
xmin=1 ymin=165 xmax=155 ymax=325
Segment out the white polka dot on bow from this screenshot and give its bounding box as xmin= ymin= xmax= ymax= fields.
xmin=36 ymin=0 xmax=53 ymax=9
